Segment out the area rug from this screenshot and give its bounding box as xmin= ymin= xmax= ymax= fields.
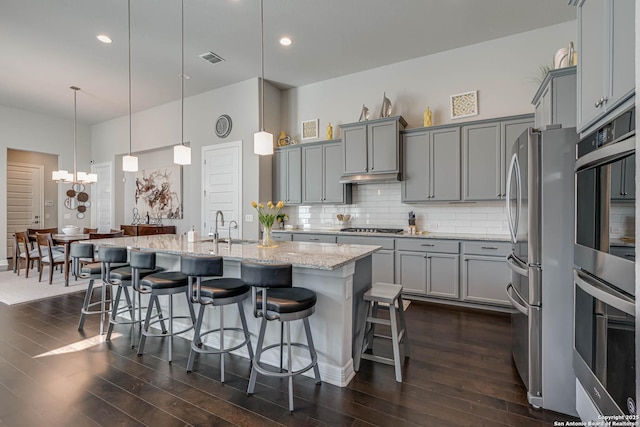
xmin=0 ymin=269 xmax=92 ymax=305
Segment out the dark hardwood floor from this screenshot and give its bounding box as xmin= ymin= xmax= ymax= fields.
xmin=0 ymin=290 xmax=578 ymax=426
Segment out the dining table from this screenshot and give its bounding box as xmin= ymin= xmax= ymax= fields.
xmin=51 ymin=233 xmax=90 ymax=286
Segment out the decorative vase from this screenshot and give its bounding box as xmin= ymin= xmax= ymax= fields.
xmin=261 ymin=224 xmax=275 ymax=247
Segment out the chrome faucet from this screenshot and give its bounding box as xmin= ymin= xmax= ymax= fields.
xmin=211 ymin=210 xmax=224 ymax=245
xmin=227 ymin=220 xmax=238 ymax=249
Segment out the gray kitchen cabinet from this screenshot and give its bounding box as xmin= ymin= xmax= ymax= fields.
xmin=574 ymin=0 xmax=635 ymax=134
xmin=395 ymin=239 xmax=460 ymax=299
xmin=610 ymin=154 xmax=636 ymax=201
xmin=302 ymin=141 xmax=351 ymax=204
xmin=271 ymin=232 xmax=293 ymax=242
xmin=292 ymin=233 xmax=336 ymax=243
xmin=273 ymin=146 xmax=301 ymax=204
xmin=340 ymin=116 xmax=407 ymax=176
xmin=461 ymin=242 xmax=512 ymax=306
xmin=462 ymin=116 xmax=533 ymax=201
xmin=336 ymin=235 xmax=395 ymax=284
xmin=532 ymin=67 xmax=576 ymax=130
xmin=402 ymin=127 xmax=460 ymax=202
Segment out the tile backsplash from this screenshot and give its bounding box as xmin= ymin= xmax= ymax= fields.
xmin=610 ymin=203 xmax=635 ymax=239
xmin=281 ymin=183 xmax=510 ymax=236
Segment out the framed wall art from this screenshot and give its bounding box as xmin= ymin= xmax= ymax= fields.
xmin=450 ymin=90 xmax=478 ymax=119
xmin=134 ymin=165 xmax=183 ymax=219
xmin=301 ymin=119 xmax=319 ymax=141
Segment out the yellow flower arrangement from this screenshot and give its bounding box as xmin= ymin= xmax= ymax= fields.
xmin=251 ymin=200 xmax=285 ymax=229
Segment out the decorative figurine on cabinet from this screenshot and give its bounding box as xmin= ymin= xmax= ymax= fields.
xmin=380 ymin=92 xmax=392 ymax=118
xmin=358 ymin=104 xmax=369 ymax=122
xmin=424 ymin=107 xmax=432 ymax=127
xmin=326 ymin=122 xmax=333 ymax=140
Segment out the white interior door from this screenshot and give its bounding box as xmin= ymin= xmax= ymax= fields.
xmin=91 ymin=162 xmax=114 ymax=231
xmin=202 ymin=141 xmax=242 ymax=239
xmin=6 ymin=162 xmax=44 ymax=257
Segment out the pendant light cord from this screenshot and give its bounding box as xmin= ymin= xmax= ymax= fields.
xmin=259 ymin=0 xmax=265 ymax=132
xmin=181 ymin=0 xmax=185 ymax=146
xmin=128 ymin=0 xmax=132 ymax=155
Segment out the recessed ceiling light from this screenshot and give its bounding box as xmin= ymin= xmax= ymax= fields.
xmin=280 ymin=37 xmax=292 ymax=46
xmin=96 ymin=34 xmax=112 ymax=44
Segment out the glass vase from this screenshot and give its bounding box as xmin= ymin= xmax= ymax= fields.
xmin=261 ymin=224 xmax=275 ymax=248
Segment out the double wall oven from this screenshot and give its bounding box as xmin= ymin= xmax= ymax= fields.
xmin=574 ymin=107 xmax=636 ymax=417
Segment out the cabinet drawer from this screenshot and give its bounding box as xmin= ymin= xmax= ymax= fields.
xmin=336 ymin=235 xmax=394 ymax=250
xmin=292 ymin=234 xmax=336 ymax=243
xmin=271 ymin=232 xmax=292 ymax=242
xmin=463 ymin=241 xmax=510 ymax=257
xmin=396 ymin=239 xmax=458 ymax=253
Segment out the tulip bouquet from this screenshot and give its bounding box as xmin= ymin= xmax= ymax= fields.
xmin=251 ymin=200 xmax=285 ymax=247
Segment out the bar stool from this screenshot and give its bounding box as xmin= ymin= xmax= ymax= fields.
xmin=106 ymin=250 xmax=164 ymax=346
xmin=137 ymin=263 xmax=197 ymax=363
xmin=354 ymin=282 xmax=410 ymax=382
xmin=241 ymin=261 xmax=321 ymax=412
xmin=76 ymin=246 xmax=129 ymax=335
xmin=182 ymin=255 xmax=254 ymax=382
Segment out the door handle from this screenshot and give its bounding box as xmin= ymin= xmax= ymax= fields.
xmin=506 ymin=253 xmax=529 ymax=277
xmin=505 ymin=283 xmax=529 ymax=315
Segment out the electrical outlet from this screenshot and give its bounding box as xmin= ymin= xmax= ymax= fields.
xmin=245 ymin=214 xmax=253 ymax=222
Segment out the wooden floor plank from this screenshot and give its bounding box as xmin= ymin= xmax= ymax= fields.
xmin=0 ymin=294 xmax=579 ymax=426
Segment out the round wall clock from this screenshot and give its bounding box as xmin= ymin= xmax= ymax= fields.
xmin=215 ymin=114 xmax=232 ymax=138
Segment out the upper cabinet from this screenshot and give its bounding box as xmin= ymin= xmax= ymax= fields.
xmin=402 ymin=127 xmax=460 ymax=202
xmin=532 ymin=67 xmax=576 ymax=130
xmin=462 ymin=116 xmax=533 ymax=201
xmin=573 ymin=0 xmax=635 ymax=134
xmin=273 ymin=145 xmax=301 ymax=205
xmin=340 ymin=116 xmax=407 ymax=176
xmin=302 ymin=141 xmax=352 ymax=204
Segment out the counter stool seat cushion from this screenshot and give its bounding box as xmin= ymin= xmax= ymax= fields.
xmin=140 ymin=271 xmax=188 ymax=290
xmin=81 ymin=262 xmax=128 ymax=276
xmin=199 ymin=277 xmax=250 ymax=300
xmin=257 ymin=287 xmax=317 ymax=314
xmin=110 ymin=266 xmax=163 ymax=282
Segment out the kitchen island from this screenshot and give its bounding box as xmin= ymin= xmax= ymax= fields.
xmin=91 ymin=234 xmax=381 ymax=387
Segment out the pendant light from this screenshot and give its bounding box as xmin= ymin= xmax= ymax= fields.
xmin=173 ymin=0 xmax=191 ymax=165
xmin=52 ymin=87 xmax=97 ymax=184
xmin=253 ymin=0 xmax=273 ymax=155
xmin=122 ymin=0 xmax=138 ymax=172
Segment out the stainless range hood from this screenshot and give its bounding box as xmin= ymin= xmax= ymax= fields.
xmin=338 ymin=172 xmax=401 ymax=184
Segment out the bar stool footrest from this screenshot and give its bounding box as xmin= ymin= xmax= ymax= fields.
xmin=143 ymin=316 xmax=194 ymax=337
xmin=253 ymin=342 xmax=318 ymax=378
xmin=191 ymin=327 xmax=251 ymax=355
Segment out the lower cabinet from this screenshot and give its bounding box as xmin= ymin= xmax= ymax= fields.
xmin=336 ymin=235 xmax=395 ymax=284
xmin=271 ymin=232 xmax=292 ymax=242
xmin=396 ymin=250 xmax=459 ymax=299
xmin=461 ymin=241 xmax=511 ymax=306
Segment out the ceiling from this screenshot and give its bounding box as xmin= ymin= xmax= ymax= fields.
xmin=0 ymin=0 xmax=575 ymax=125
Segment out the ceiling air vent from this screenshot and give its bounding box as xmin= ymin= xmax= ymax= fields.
xmin=199 ymin=52 xmax=225 ymax=64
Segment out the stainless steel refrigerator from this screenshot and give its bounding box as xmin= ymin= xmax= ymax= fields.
xmin=505 ymin=126 xmax=578 ymax=416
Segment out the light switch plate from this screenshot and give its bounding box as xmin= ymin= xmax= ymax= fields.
xmin=245 ymin=214 xmax=253 ymax=222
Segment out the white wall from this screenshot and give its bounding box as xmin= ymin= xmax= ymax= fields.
xmin=281 ymin=21 xmax=576 ymax=138
xmin=0 ymin=105 xmax=92 ymax=268
xmin=91 ymin=78 xmax=278 ymax=240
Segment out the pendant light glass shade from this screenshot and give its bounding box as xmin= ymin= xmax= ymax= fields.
xmin=122 ymin=155 xmax=138 ymax=172
xmin=254 ymin=131 xmax=273 ymax=155
xmin=254 ymin=0 xmax=273 ymax=156
xmin=173 ymin=145 xmax=191 ymax=165
xmin=173 ymin=0 xmax=191 ymax=165
xmin=123 ymin=0 xmax=138 ymax=172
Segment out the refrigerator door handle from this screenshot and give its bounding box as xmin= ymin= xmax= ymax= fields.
xmin=506 ymin=283 xmax=529 ymax=315
xmin=506 ymin=253 xmax=529 ymax=277
xmin=506 ymin=153 xmax=521 ymax=243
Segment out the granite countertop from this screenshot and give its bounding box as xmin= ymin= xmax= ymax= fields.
xmin=273 ymin=228 xmax=511 ymax=242
xmin=90 ymin=234 xmax=381 ymax=271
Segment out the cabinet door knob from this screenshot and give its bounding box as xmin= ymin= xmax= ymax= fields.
xmin=594 ymin=97 xmax=608 ymax=108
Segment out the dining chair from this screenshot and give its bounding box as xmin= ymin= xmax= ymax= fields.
xmin=14 ymin=231 xmax=40 ymax=278
xmin=82 ymin=227 xmax=98 ymax=234
xmin=35 ymin=232 xmax=68 ymax=284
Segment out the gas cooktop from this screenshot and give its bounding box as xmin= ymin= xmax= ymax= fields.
xmin=340 ymin=227 xmax=404 ymax=234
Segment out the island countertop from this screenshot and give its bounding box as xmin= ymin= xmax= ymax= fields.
xmin=90 ymin=234 xmax=381 ymax=271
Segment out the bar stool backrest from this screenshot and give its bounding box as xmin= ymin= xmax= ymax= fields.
xmin=130 ymin=250 xmax=155 ymax=270
xmin=241 ymin=261 xmax=292 ymax=288
xmin=181 ymin=255 xmax=223 ymax=277
xmin=98 ymin=247 xmax=127 ymax=264
xmin=70 ymin=242 xmax=94 ymax=259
